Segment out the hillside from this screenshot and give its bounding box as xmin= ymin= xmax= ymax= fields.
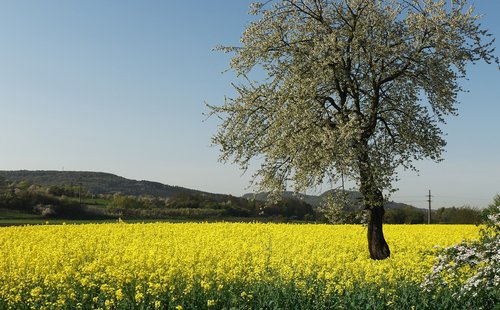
xmin=1 ymin=170 xmax=481 ymax=224
xmin=244 ymin=190 xmax=419 ymax=210
xmin=0 ymin=170 xmax=317 ymax=222
xmin=0 ymin=170 xmax=203 ymax=198
xmin=1 ymin=170 xmax=420 ymax=211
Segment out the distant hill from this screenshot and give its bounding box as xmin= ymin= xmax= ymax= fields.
xmin=0 ymin=170 xmax=439 ymax=223
xmin=0 ymin=170 xmax=422 ymax=212
xmin=244 ymin=190 xmax=420 ymax=211
xmin=0 ymin=170 xmax=203 ymax=198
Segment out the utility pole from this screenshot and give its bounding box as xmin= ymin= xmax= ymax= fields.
xmin=427 ymin=190 xmax=432 ymax=224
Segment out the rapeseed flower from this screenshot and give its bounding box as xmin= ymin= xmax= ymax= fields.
xmin=0 ymin=223 xmax=479 ymax=308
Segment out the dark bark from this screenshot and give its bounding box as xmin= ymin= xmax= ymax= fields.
xmin=359 ymin=157 xmax=391 ymax=260
xmin=367 ymin=203 xmax=390 ymax=260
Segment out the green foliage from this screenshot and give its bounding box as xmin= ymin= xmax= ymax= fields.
xmin=434 ymin=206 xmax=482 ymax=224
xmin=1 ymin=277 xmax=490 ymax=309
xmin=0 ymin=174 xmax=491 ymax=225
xmin=0 ymin=181 xmax=108 ymax=220
xmin=0 ymin=178 xmax=318 ymax=221
xmin=0 ymin=177 xmax=7 ymax=195
xmin=321 ymin=200 xmax=484 ymax=225
xmin=16 ymin=180 xmax=31 ymax=191
xmin=103 ymin=192 xmax=316 ymax=221
xmin=385 ymin=206 xmax=426 ymax=224
xmin=259 ymin=197 xmax=315 ymax=220
xmin=110 ymin=194 xmax=145 ymax=209
xmin=47 ymin=185 xmax=89 ymax=198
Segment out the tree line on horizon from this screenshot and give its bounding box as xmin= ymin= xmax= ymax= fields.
xmin=0 ymin=176 xmax=496 ymax=224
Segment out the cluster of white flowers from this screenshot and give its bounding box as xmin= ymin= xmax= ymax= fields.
xmin=486 ymin=205 xmax=500 ymax=227
xmin=422 ymin=205 xmax=500 ymax=305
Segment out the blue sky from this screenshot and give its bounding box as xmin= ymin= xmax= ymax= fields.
xmin=0 ymin=1 xmax=498 ymax=209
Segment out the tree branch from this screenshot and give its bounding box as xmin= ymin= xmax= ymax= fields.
xmin=377 ymin=116 xmax=397 ymax=144
xmin=324 ymin=96 xmax=341 ymax=112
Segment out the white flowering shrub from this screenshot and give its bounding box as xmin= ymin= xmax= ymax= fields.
xmin=422 ymin=203 xmax=500 ymax=308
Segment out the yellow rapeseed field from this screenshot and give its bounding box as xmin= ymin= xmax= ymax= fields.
xmin=0 ymin=223 xmax=479 ymax=308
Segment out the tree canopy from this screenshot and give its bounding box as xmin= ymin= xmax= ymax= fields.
xmin=210 ymin=0 xmax=497 ymax=259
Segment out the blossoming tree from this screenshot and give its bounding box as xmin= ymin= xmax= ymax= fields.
xmin=209 ymin=0 xmax=497 ymax=259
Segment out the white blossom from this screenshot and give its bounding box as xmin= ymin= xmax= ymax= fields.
xmin=210 ymin=0 xmax=497 ymax=199
xmin=422 ymin=204 xmax=500 ymax=303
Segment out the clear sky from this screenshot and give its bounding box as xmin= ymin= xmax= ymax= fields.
xmin=0 ymin=1 xmax=498 ymax=209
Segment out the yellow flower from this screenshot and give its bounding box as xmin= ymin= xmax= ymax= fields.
xmin=200 ymin=280 xmax=210 ymax=290
xmin=0 ymin=222 xmax=481 ymax=308
xmin=104 ymin=299 xmax=114 ymax=307
xmin=99 ymin=284 xmax=110 ymax=293
xmin=30 ymin=287 xmax=42 ymax=298
xmin=175 ymin=305 xmax=183 ymax=310
xmin=135 ymin=292 xmax=144 ymax=303
xmin=115 ymin=289 xmax=123 ymax=301
xmin=207 ymin=299 xmax=216 ymax=307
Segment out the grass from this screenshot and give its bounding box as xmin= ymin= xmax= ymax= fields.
xmin=0 ymin=208 xmax=43 ymax=220
xmin=0 ymin=219 xmax=116 ymax=226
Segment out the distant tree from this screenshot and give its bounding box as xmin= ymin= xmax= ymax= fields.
xmin=47 ymin=185 xmax=89 ymax=199
xmin=0 ymin=177 xmax=7 ymax=208
xmin=263 ymin=197 xmax=315 ymax=220
xmin=434 ymin=206 xmax=481 ymax=224
xmin=0 ymin=176 xmax=7 ymax=195
xmin=385 ymin=206 xmax=425 ymax=224
xmin=210 ymin=0 xmax=497 ymax=259
xmin=16 ymin=180 xmax=31 ymax=191
xmin=111 ymin=195 xmax=143 ymax=209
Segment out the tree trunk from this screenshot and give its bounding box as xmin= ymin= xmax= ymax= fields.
xmin=367 ymin=204 xmax=390 ymax=260
xmin=358 ymin=138 xmax=390 ymax=259
xmin=359 ymin=171 xmax=391 ymax=260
